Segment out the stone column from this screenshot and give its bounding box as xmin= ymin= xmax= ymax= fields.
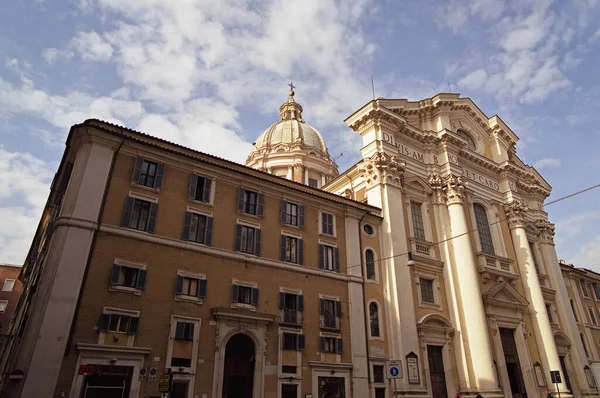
xmin=292 ymin=162 xmax=304 ymax=184
xmin=286 ymin=165 xmax=293 ymax=180
xmin=442 ymin=174 xmax=500 ymax=395
xmin=504 ymin=202 xmax=568 ymax=396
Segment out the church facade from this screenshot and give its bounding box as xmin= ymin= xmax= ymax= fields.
xmin=0 ymin=90 xmax=596 ymax=398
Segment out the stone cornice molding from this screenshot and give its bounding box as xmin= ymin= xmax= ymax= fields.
xmin=504 ymin=200 xmax=529 ymax=229
xmin=535 ymin=219 xmax=556 ymax=245
xmin=358 ymin=151 xmax=405 ymax=188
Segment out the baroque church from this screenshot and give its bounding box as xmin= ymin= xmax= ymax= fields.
xmin=0 ymin=86 xmax=596 ymax=398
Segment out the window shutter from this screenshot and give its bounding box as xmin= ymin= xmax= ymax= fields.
xmin=231 ymin=285 xmax=239 ymax=303
xmin=187 ymin=323 xmax=195 ymax=340
xmin=279 ymin=292 xmax=286 ymax=309
xmin=120 ymin=197 xmax=135 ymax=227
xmin=336 ymin=338 xmax=344 ymax=354
xmin=334 ymin=247 xmax=340 ymax=272
xmin=182 ymin=212 xmax=192 ymax=241
xmin=280 ymin=200 xmax=288 ymax=223
xmin=234 ymin=224 xmax=243 ymax=251
xmin=202 ymin=178 xmax=212 ymax=203
xmin=237 ymin=187 xmax=245 ymax=211
xmin=98 ymin=314 xmax=110 ymax=331
xmin=257 ymin=193 xmax=265 ymax=217
xmin=198 ymin=279 xmax=207 ymax=298
xmin=254 ymin=229 xmax=262 ymax=256
xmin=298 ymin=239 xmax=304 ymax=265
xmin=188 ymin=173 xmax=198 ymax=199
xmin=132 ymin=157 xmax=143 ymax=184
xmin=251 ymin=288 xmax=259 ymax=306
xmin=280 ymin=235 xmax=287 ymax=262
xmin=154 ymin=163 xmax=165 ymax=189
xmin=110 ymin=264 xmax=121 ymax=285
xmin=175 ymin=275 xmax=184 ymax=294
xmin=297 ymin=334 xmax=306 ymax=351
xmin=204 ymin=216 xmax=214 ymax=246
xmin=136 ymin=269 xmax=147 ymax=290
xmin=297 ymin=295 xmax=304 ymax=311
xmin=175 ymin=322 xmax=184 ymax=339
xmin=147 ymin=203 xmax=158 ymax=233
xmin=318 ymin=244 xmax=324 ymax=269
xmin=298 ymin=204 xmax=305 ymax=228
xmin=320 ymin=337 xmax=326 ymax=352
xmin=128 ymin=317 xmax=140 ymax=334
xmin=321 ymin=214 xmax=327 ymax=234
xmin=335 ymin=301 xmax=343 ymax=317
xmin=319 ymin=299 xmax=325 ymax=314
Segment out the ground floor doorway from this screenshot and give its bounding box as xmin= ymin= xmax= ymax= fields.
xmin=318 ymin=376 xmax=345 ymax=398
xmin=427 ymin=345 xmax=448 ymax=398
xmin=80 ymin=365 xmax=133 ymax=398
xmin=559 ymin=356 xmax=572 ymax=393
xmin=500 ymin=328 xmax=527 ymax=397
xmin=222 ymin=333 xmax=255 ymax=398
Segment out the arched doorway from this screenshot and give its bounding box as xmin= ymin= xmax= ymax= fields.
xmin=222 ymin=333 xmax=255 ymax=398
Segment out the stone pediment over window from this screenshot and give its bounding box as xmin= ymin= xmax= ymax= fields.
xmin=403 ymin=176 xmax=433 ymax=196
xmin=482 ymin=281 xmax=530 ymax=309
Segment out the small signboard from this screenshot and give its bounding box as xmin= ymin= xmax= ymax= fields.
xmin=158 ymin=372 xmax=172 ymax=393
xmin=406 ymin=352 xmax=420 ymax=384
xmin=386 ymin=360 xmax=403 ymax=379
xmin=78 ymin=365 xmax=94 ymax=376
xmin=149 ymin=367 xmax=158 ymax=381
xmin=550 ymin=370 xmax=562 ymax=384
xmin=139 ymin=367 xmax=147 ymax=381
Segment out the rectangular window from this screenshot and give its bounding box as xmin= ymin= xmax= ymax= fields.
xmin=473 ymin=204 xmax=495 ymax=254
xmin=282 ymin=366 xmax=297 ymax=374
xmin=411 ymin=201 xmax=426 ymax=240
xmin=280 ymin=292 xmax=304 ymax=324
xmin=235 ymin=225 xmax=261 ymax=255
xmin=171 ymin=357 xmax=192 ymax=368
xmin=176 ymin=275 xmax=207 ymax=298
xmin=594 ymin=283 xmax=600 ymax=300
xmin=373 ymin=365 xmax=385 ymax=383
xmin=281 ymin=333 xmax=305 ymax=350
xmin=546 ymin=304 xmax=554 ymax=323
xmin=174 ymin=321 xmax=195 ymax=340
xmin=2 ymin=279 xmax=15 ymax=292
xmin=139 ymin=159 xmax=158 ymax=187
xmin=281 ymin=235 xmax=303 ymax=264
xmin=420 ymin=278 xmax=435 ymax=304
xmin=589 ymin=308 xmax=598 ymax=326
xmin=321 ymin=212 xmax=335 ymax=235
xmin=189 ymin=174 xmax=212 ymax=203
xmin=121 ymin=197 xmax=157 ymax=233
xmin=110 ymin=264 xmax=147 ymax=290
xmin=182 ymin=212 xmax=213 ymax=245
xmin=581 ymin=279 xmax=590 ymax=297
xmin=281 ymin=384 xmax=298 ymax=398
xmin=232 ymin=284 xmax=259 ymax=306
xmin=98 ymin=313 xmax=139 ymax=334
xmin=320 ymin=299 xmax=342 ymax=329
xmin=286 ymin=202 xmax=298 ymax=226
xmin=320 ymin=336 xmax=343 ymax=353
xmin=308 ymin=178 xmax=319 ymax=188
xmin=529 ymin=241 xmax=541 ymax=273
xmin=0 ymin=300 xmax=7 ymax=314
xmin=237 ymin=188 xmax=264 ymax=216
xmin=244 ymin=191 xmax=257 ymax=214
xmin=319 ymin=244 xmax=339 ymax=272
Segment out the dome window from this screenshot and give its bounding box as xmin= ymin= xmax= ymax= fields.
xmin=363 ymin=224 xmax=375 ymax=236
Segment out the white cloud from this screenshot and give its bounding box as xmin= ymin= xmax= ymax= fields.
xmin=458 ymin=69 xmax=488 ymax=90
xmin=533 ymin=157 xmax=562 ymax=169
xmin=570 ymin=235 xmax=600 ymax=269
xmin=69 ymin=31 xmax=114 ymax=62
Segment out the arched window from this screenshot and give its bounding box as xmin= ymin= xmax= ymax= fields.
xmin=473 ymin=204 xmax=495 ymax=254
xmin=571 ymin=299 xmax=579 ymax=322
xmin=457 ymin=129 xmax=477 ymax=151
xmin=365 ymin=249 xmax=376 ymax=280
xmin=369 ymin=302 xmax=380 ymax=337
xmin=581 ymin=333 xmax=589 ymax=357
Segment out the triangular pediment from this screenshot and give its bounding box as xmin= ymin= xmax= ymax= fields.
xmin=483 ymin=281 xmax=530 ymax=309
xmin=403 ymin=175 xmax=433 ymax=195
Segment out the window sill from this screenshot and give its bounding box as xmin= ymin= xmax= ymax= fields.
xmin=418 ymin=301 xmax=441 ymax=310
xmin=319 ymin=232 xmax=337 ymax=239
xmin=281 ymin=223 xmax=303 ymax=230
xmin=175 ymin=295 xmax=204 ymax=305
xmin=237 ymin=211 xmax=262 ymax=219
xmin=365 ymin=279 xmax=380 ymax=285
xmin=232 ymin=303 xmax=257 ymax=311
xmin=320 ymin=325 xmax=341 ymax=331
xmin=188 ymin=198 xmax=213 ymax=207
xmin=110 ymin=285 xmax=143 ymax=296
xmin=131 ymin=182 xmax=161 ymax=193
xmin=279 ymin=320 xmax=303 ymax=328
xmin=369 ymin=336 xmax=384 ymax=342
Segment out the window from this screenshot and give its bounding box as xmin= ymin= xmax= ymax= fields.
xmin=319 ymin=244 xmax=339 ymax=272
xmin=589 ymin=308 xmax=598 ymax=326
xmin=529 ymin=241 xmax=541 ymax=273
xmin=321 ymin=212 xmax=335 ymax=235
xmin=373 ymin=365 xmax=385 ymax=383
xmin=182 ymin=212 xmax=213 ymax=245
xmin=132 ymin=158 xmax=165 ymax=189
xmin=473 ymin=204 xmax=495 ymax=254
xmin=174 ymin=321 xmax=195 ymax=340
xmin=320 ymin=336 xmax=343 ymax=353
xmin=282 ymin=366 xmax=297 ymax=374
xmin=456 ymin=129 xmax=476 ymax=151
xmin=235 ymin=224 xmax=261 ymax=255
xmin=237 ymin=187 xmax=264 ymax=216
xmin=176 ymin=275 xmax=207 ymax=298
xmin=110 ymin=264 xmax=147 ymax=290
xmin=281 ymin=333 xmax=305 ymax=350
xmin=375 ymin=388 xmax=386 ymax=398
xmin=308 ymin=178 xmax=319 ymax=188
xmin=363 ymin=224 xmax=374 ymax=236
xmin=188 ymin=173 xmax=212 ymax=203
xmin=232 ymin=284 xmax=259 ymax=306
xmin=279 ymin=292 xmax=304 ymax=324
xmin=281 ymin=201 xmax=304 ymax=227
xmin=281 ymin=384 xmax=298 ymax=398
xmin=280 ymin=235 xmax=304 ymax=264
xmin=171 ymin=357 xmax=192 ymax=368
xmin=121 ymin=197 xmax=158 ymax=233
xmin=581 ymin=279 xmax=590 ymax=297
xmin=98 ymin=313 xmax=139 ymax=334
xmin=320 ymin=299 xmax=342 ymax=329
xmin=420 ymin=278 xmax=435 ymax=304
xmin=546 ymin=304 xmax=554 ymax=323
xmin=171 ymin=381 xmax=189 ymax=398
xmin=594 ymin=283 xmax=600 ymax=300
xmin=369 ymin=302 xmax=380 ymax=337
xmin=411 ymin=201 xmax=426 ymax=240
xmin=365 ymin=249 xmax=376 ymax=280
xmin=2 ymin=279 xmax=15 ymax=292
xmin=581 ymin=333 xmax=590 ymax=357
xmin=571 ymin=300 xmax=579 ymax=322
xmin=0 ymin=300 xmax=7 ymax=314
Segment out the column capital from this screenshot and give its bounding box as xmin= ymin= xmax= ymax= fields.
xmin=428 ymin=174 xmax=445 ymax=204
xmin=503 ymin=200 xmax=529 ymax=229
xmin=359 ymin=151 xmax=405 ymax=188
xmin=444 ymin=174 xmax=466 ymax=205
xmin=535 ymin=219 xmax=556 ymax=245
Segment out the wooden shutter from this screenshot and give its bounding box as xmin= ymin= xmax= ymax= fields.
xmin=298 ymin=239 xmax=304 ymax=265
xmin=175 ymin=322 xmax=184 ymax=339
xmin=336 ymin=338 xmax=344 ymax=354
xmin=334 ymin=247 xmax=340 ymax=272
xmin=182 ymin=212 xmax=192 ymax=241
xmin=335 ymin=301 xmax=343 ymax=316
xmin=202 ymin=178 xmax=212 ymax=203
xmin=128 ymin=317 xmax=140 ymax=334
xmin=320 ymin=337 xmax=326 ymax=352
xmin=132 ymin=157 xmax=143 ymax=184
xmin=280 ymin=200 xmax=287 ymax=223
xmin=297 ymin=295 xmax=304 ymax=311
xmin=318 ymin=244 xmax=324 ymax=269
xmin=136 ymin=269 xmax=147 ymax=290
xmin=254 ymin=229 xmax=261 ymax=256
xmin=297 ymin=334 xmax=306 ymax=351
xmin=237 ymin=187 xmax=245 ymax=211
xmin=319 ymin=299 xmax=325 ymax=314
xmin=204 ymin=216 xmax=214 ymax=246
xmin=231 ymin=285 xmax=239 ymax=303
xmin=175 ymin=275 xmax=183 ymax=294
xmin=154 ymin=163 xmax=165 ymax=188
xmin=298 ymin=204 xmax=305 ymax=227
xmin=257 ymin=193 xmax=265 ymax=216
xmin=98 ymin=314 xmax=110 ymax=331
xmin=110 ymin=264 xmax=121 ymax=285
xmin=251 ymin=288 xmax=259 ymax=306
xmin=198 ymin=279 xmax=207 ymax=298
xmin=147 ymin=203 xmax=158 ymax=233
xmin=188 ymin=173 xmax=198 ymax=199
xmin=280 ymin=235 xmax=287 ymax=261
xmin=234 ymin=224 xmax=243 ymax=251
xmin=279 ymin=292 xmax=286 ymax=309
xmin=120 ymin=197 xmax=135 ymax=227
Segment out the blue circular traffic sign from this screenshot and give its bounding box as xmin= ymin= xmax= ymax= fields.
xmin=390 ymin=367 xmax=399 ymax=377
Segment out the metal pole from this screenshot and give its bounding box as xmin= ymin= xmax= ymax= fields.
xmin=556 ymin=382 xmax=561 ymax=398
xmin=393 ymin=378 xmax=397 ymax=397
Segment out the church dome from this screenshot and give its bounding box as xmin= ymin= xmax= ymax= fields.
xmin=253 ymin=119 xmax=328 ymax=154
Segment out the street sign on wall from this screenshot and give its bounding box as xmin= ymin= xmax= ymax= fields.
xmin=386 ymin=360 xmax=403 ymax=379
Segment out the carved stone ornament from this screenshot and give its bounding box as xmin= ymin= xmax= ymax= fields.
xmin=428 ymin=174 xmax=445 ymax=204
xmin=443 ymin=174 xmax=465 ymax=205
xmin=535 ymin=219 xmax=556 ymax=245
xmin=504 ymin=200 xmax=529 ymax=229
xmin=359 ymin=152 xmax=405 ymax=187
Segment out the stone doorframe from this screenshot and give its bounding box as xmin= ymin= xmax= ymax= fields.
xmin=554 ymin=331 xmax=579 ymax=397
xmin=417 ymin=313 xmax=456 ymax=397
xmin=211 ymin=307 xmax=275 ymax=398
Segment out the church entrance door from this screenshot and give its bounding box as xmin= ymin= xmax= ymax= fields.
xmin=222 ymin=333 xmax=255 ymax=398
xmin=427 ymin=345 xmax=448 ymax=398
xmin=500 ymin=328 xmax=527 ymax=397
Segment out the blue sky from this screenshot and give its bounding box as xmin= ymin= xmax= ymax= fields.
xmin=1 ymin=0 xmax=600 ymax=270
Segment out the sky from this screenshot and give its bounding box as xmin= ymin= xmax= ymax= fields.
xmin=1 ymin=0 xmax=600 ymax=271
